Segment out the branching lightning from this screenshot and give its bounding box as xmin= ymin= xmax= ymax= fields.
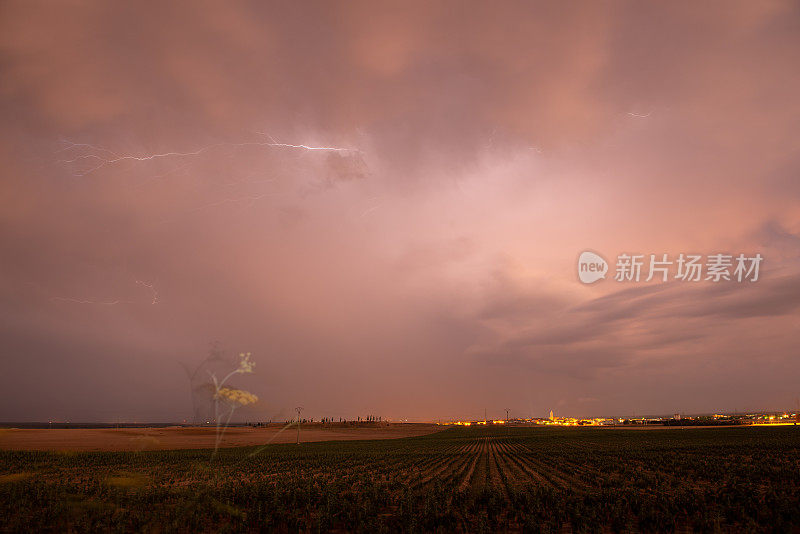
xmin=41 ymin=279 xmax=159 ymax=306
xmin=261 ymin=142 xmax=353 ymax=152
xmin=135 ymin=280 xmax=159 ymax=304
xmin=58 ymin=135 xmax=360 ymax=176
xmin=359 ymin=204 xmax=382 ymax=218
xmin=50 ymin=296 xmax=129 ymax=305
xmin=57 ymin=140 xmax=121 ymax=158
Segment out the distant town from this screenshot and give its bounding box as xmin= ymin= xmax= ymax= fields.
xmin=438 ymin=410 xmax=800 ymax=427
xmin=5 ymin=410 xmax=800 ymax=430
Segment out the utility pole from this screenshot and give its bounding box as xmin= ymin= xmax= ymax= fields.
xmin=505 ymin=408 xmax=510 ymax=436
xmin=295 ymin=407 xmax=303 ymax=445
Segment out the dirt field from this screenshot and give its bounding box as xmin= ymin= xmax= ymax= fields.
xmin=3 ymin=425 xmax=798 ymax=532
xmin=0 ymin=423 xmax=441 ymax=451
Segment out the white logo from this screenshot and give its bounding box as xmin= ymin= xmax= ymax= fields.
xmin=578 ymin=251 xmax=608 ymax=284
xmin=577 ymin=251 xmax=763 ymax=285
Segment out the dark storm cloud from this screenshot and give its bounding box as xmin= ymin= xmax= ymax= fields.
xmin=464 ymin=241 xmax=800 ymax=383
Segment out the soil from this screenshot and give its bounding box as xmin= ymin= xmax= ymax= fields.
xmin=0 ymin=423 xmax=442 ymax=452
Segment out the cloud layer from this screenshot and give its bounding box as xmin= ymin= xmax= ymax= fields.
xmin=1 ymin=1 xmax=799 ymax=421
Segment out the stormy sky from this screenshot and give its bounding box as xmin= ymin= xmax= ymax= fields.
xmin=1 ymin=1 xmax=799 ymax=422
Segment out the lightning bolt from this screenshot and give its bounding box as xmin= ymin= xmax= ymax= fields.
xmin=135 ymin=280 xmax=159 ymax=304
xmin=253 ymin=132 xmax=357 ymax=152
xmin=261 ymin=142 xmax=352 ymax=152
xmin=50 ymin=297 xmax=130 ymax=305
xmin=359 ymin=204 xmax=382 ymax=218
xmin=57 ymin=140 xmax=121 ymax=158
xmin=58 ymin=135 xmax=360 ymax=176
xmin=626 ymin=111 xmax=652 ymax=118
xmin=35 ymin=279 xmax=158 ymax=306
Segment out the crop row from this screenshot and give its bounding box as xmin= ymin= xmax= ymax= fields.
xmin=2 ymin=426 xmax=799 ymax=532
